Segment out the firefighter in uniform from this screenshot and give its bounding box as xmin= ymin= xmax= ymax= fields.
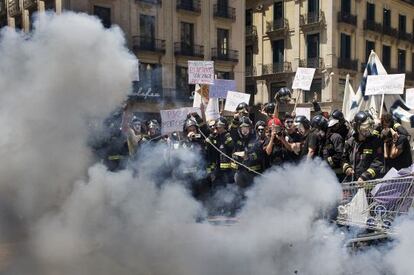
xmin=342 ymin=111 xmax=384 ymax=182
xmin=232 ymin=117 xmax=264 ymax=188
xmin=229 ymin=102 xmax=250 ymax=137
xmin=310 ymin=114 xmax=328 ymax=157
xmin=294 ymin=115 xmax=320 ymax=159
xmin=323 ymin=115 xmax=346 ymax=180
xmin=205 ymin=117 xmax=235 ymax=186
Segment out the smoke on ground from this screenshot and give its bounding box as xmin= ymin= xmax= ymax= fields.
xmin=0 ymin=11 xmax=413 ymax=275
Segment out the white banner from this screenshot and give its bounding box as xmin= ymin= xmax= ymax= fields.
xmin=224 ymin=91 xmax=251 ymax=112
xmin=406 ymin=88 xmax=414 ymax=109
xmin=132 ymin=59 xmax=139 ymax=81
xmin=205 ymin=98 xmax=220 ymax=121
xmin=295 ymin=107 xmax=311 ymax=120
xmin=292 ymin=68 xmax=316 ymax=91
xmin=188 ymin=61 xmax=214 ymax=84
xmin=160 ymin=107 xmax=201 ymax=135
xmin=365 ymin=74 xmax=405 ymax=96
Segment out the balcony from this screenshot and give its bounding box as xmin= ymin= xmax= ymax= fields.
xmin=8 ymin=0 xmax=21 ymax=17
xmin=246 ymin=25 xmax=257 ymax=45
xmin=176 ymin=0 xmax=201 ymax=14
xmin=299 ymin=57 xmax=324 ymax=69
xmin=337 ymin=12 xmax=357 ymax=26
xmin=398 ymin=31 xmax=412 ymax=42
xmin=246 ymin=66 xmax=257 ymax=77
xmin=23 ymin=0 xmax=37 ymax=9
xmin=262 ymin=62 xmax=292 ymax=75
xmin=266 ymin=19 xmax=289 ymax=39
xmin=211 ymin=48 xmax=238 ymax=62
xmin=136 ymin=0 xmax=161 ymax=4
xmin=382 ymin=25 xmax=398 ymax=39
xmin=363 ymin=20 xmax=382 ymax=33
xmin=300 ymin=11 xmax=325 ymax=32
xmin=337 ymin=58 xmax=358 ymax=71
xmin=132 ymin=36 xmax=166 ymax=53
xmin=213 ymin=4 xmax=235 ymax=20
xmin=174 ymin=42 xmax=204 ymax=58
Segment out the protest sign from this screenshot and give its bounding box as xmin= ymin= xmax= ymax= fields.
xmin=210 ymin=79 xmax=236 ymax=98
xmin=205 ymin=98 xmax=220 ymax=121
xmin=132 ymin=59 xmax=139 ymax=81
xmin=188 ymin=61 xmax=214 ymax=84
xmin=160 ymin=107 xmax=201 ymax=135
xmin=365 ymin=74 xmax=405 ymax=96
xmin=295 ymin=107 xmax=311 ymax=120
xmin=224 ymin=91 xmax=251 ymax=112
xmin=292 ymin=68 xmax=316 ymax=91
xmin=406 ymin=88 xmax=414 ymax=109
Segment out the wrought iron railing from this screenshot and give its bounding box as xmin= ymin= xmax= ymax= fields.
xmin=211 ymin=48 xmax=239 ymax=62
xmin=262 ymin=62 xmax=292 ymax=74
xmin=174 ymin=42 xmax=204 ymax=57
xmin=132 ymin=36 xmax=166 ymax=52
xmin=213 ymin=4 xmax=235 ymax=20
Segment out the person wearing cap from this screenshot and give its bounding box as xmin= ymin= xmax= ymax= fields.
xmin=322 ymin=115 xmax=346 ymax=180
xmin=264 ymin=117 xmax=289 ymax=166
xmin=380 ymin=113 xmax=412 ymax=171
xmin=232 ymin=117 xmax=264 ymax=188
xmin=294 ymin=115 xmax=320 ymax=159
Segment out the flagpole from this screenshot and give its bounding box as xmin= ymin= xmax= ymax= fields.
xmin=379 ymin=92 xmax=385 ymax=118
xmin=293 ymin=89 xmax=302 ymax=114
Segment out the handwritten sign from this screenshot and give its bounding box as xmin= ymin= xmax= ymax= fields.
xmin=366 ymin=74 xmax=405 ymax=96
xmin=188 ymin=61 xmax=214 ymax=84
xmin=160 ymin=107 xmax=201 ymax=135
xmin=224 ymin=91 xmax=251 ymax=112
xmin=295 ymin=107 xmax=311 ymax=120
xmin=292 ymin=68 xmax=316 ymax=91
xmin=205 ymin=98 xmax=220 ymax=121
xmin=210 ymin=79 xmax=237 ymax=98
xmin=406 ymin=88 xmax=414 ymax=109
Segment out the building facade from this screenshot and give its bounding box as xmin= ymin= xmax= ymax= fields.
xmin=0 ymin=0 xmax=246 ymax=118
xmin=246 ymin=0 xmax=414 ymax=113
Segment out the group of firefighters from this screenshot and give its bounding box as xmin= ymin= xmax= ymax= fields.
xmin=97 ymin=88 xmax=413 ymax=205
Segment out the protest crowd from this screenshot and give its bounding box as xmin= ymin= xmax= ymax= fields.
xmin=92 ymin=86 xmax=413 ymax=215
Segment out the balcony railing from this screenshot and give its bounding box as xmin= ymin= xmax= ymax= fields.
xmin=136 ymin=0 xmax=161 ymax=4
xmin=300 ymin=11 xmax=325 ymax=26
xmin=398 ymin=31 xmax=412 ymax=42
xmin=337 ymin=12 xmax=357 ymax=26
xmin=246 ymin=25 xmax=257 ymax=37
xmin=211 ymin=48 xmax=238 ymax=62
xmin=174 ymin=42 xmax=204 ymax=57
xmin=132 ymin=36 xmax=166 ymax=53
xmin=176 ymin=0 xmax=201 ymax=13
xmin=213 ymin=4 xmax=235 ymax=20
xmin=363 ymin=20 xmax=382 ymax=33
xmin=23 ymin=0 xmax=37 ymax=9
xmin=266 ymin=19 xmax=289 ymax=38
xmin=299 ymin=57 xmax=324 ymax=69
xmin=382 ymin=25 xmax=398 ymax=38
xmin=8 ymin=0 xmax=21 ymax=17
xmin=262 ymin=62 xmax=292 ymax=75
xmin=246 ymin=66 xmax=257 ymax=77
xmin=337 ymin=58 xmax=358 ymax=71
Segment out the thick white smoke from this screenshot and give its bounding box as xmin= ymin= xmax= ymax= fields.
xmin=0 ymin=11 xmax=414 ymax=275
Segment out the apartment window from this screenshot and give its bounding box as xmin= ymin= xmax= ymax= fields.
xmin=308 ymin=0 xmax=319 ymax=14
xmin=382 ymin=45 xmax=391 ymax=70
xmin=399 ymin=14 xmax=406 ymax=33
xmin=307 ymin=33 xmax=320 ymax=62
xmin=398 ymin=49 xmax=406 ymax=72
xmin=45 ymin=0 xmax=55 ymax=11
xmin=140 ymin=15 xmax=155 ymax=48
xmin=136 ymin=63 xmax=162 ymax=96
xmin=412 ymin=53 xmax=414 ymax=73
xmin=181 ymin=22 xmax=194 ymax=53
xmin=246 ymin=84 xmax=255 ymax=106
xmin=383 ymin=8 xmax=391 ymax=27
xmin=341 ymin=0 xmax=350 ymax=14
xmin=304 ymin=79 xmax=322 ymax=103
xmin=217 ymin=0 xmax=228 ymax=9
xmin=365 ymin=40 xmax=375 ymax=62
xmin=273 ymin=1 xmax=283 ymax=21
xmin=272 ymin=39 xmax=284 ymax=64
xmin=176 ymin=66 xmax=194 ymax=100
xmin=246 ymin=46 xmax=253 ymax=67
xmin=216 ymin=71 xmax=233 ymax=80
xmin=94 ymin=6 xmax=111 ymax=28
xmin=340 ymin=33 xmax=351 ymax=59
xmin=217 ymin=28 xmax=229 ymax=55
xmin=246 ymin=9 xmax=253 ymax=26
xmin=366 ymin=3 xmax=375 ymax=22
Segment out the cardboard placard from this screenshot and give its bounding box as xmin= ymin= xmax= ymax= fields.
xmin=188 ymin=61 xmax=214 ymax=84
xmin=292 ymin=68 xmax=316 ymax=91
xmin=406 ymin=88 xmax=414 ymax=109
xmin=224 ymin=91 xmax=251 ymax=112
xmin=295 ymin=107 xmax=311 ymax=120
xmin=210 ymin=79 xmax=237 ymax=98
xmin=365 ymin=74 xmax=405 ymax=96
xmin=205 ymin=98 xmax=220 ymax=121
xmin=160 ymin=107 xmax=201 ymax=135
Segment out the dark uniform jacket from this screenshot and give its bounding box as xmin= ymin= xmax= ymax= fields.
xmin=342 ymin=133 xmax=384 ymax=181
xmin=232 ymin=132 xmax=264 ymax=173
xmin=322 ymin=132 xmax=344 ymax=170
xmin=300 ymin=128 xmax=320 ymax=159
xmin=385 ymin=123 xmax=412 ymax=171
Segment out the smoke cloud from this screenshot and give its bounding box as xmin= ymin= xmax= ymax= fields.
xmin=0 ymin=11 xmax=413 ymax=275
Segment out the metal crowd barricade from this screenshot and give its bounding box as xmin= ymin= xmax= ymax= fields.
xmin=337 ymin=176 xmax=414 ymax=233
